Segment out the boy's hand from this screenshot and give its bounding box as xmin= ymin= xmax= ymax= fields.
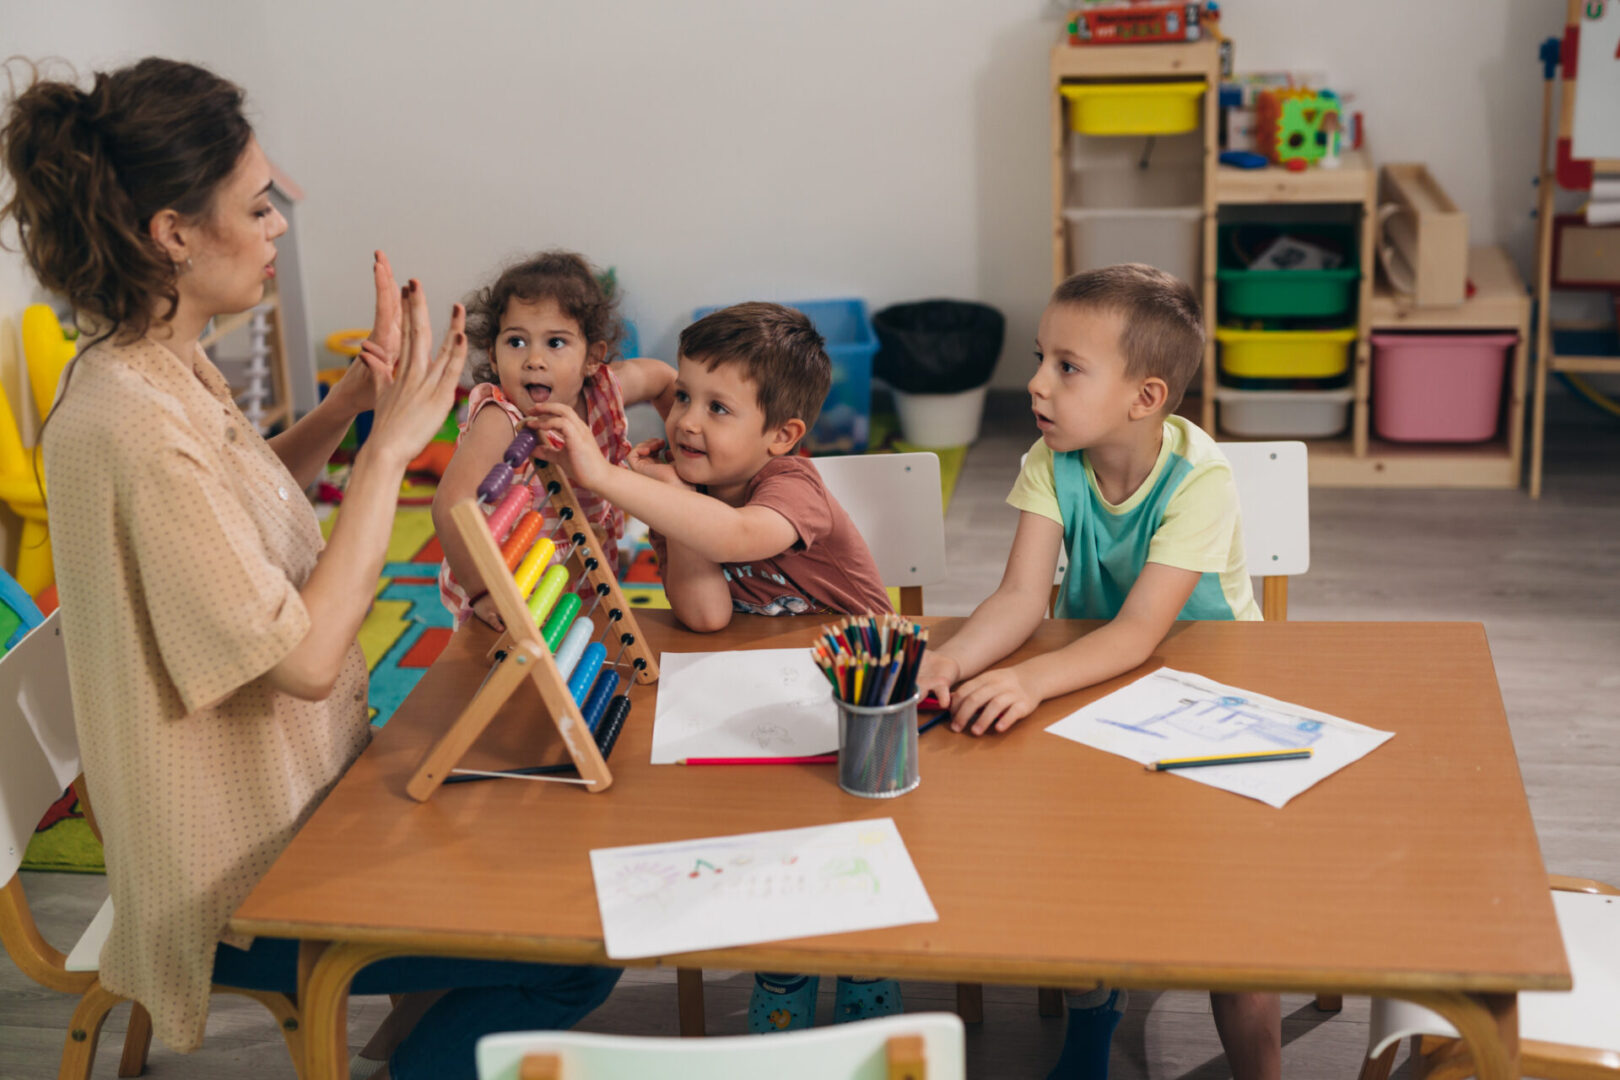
xmin=913 ymin=652 xmax=961 ymax=709
xmin=627 ymin=438 xmax=688 ymax=488
xmin=527 ymin=403 xmax=610 ymax=489
xmin=949 ymin=665 xmax=1041 ymax=736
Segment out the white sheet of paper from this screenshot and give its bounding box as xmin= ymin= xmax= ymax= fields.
xmin=650 ymin=649 xmax=837 ymax=764
xmin=590 ymin=818 xmax=938 ymax=960
xmin=1045 ymin=667 xmax=1392 ymax=808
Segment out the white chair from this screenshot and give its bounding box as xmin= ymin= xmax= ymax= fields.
xmin=0 ymin=611 xmax=305 ymax=1078
xmin=1357 ymin=877 xmax=1620 ymax=1080
xmin=671 ymin=453 xmax=949 ymax=1036
xmin=812 ymin=452 xmax=948 ymax=617
xmin=477 ymin=1011 xmax=964 ymax=1080
xmin=1043 ymin=441 xmax=1310 ymax=622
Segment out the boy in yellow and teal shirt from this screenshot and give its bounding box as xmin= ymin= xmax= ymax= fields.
xmin=915 ymin=265 xmax=1274 ymax=1080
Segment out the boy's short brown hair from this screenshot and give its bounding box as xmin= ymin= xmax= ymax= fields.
xmin=1050 ymin=263 xmax=1205 ymax=411
xmin=679 ymin=302 xmax=832 ymax=437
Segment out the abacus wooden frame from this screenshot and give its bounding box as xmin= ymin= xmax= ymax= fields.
xmin=404 ymin=460 xmax=659 ymax=801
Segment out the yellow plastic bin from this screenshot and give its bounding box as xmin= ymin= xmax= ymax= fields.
xmin=1060 ymin=83 xmax=1205 ymax=136
xmin=1215 ymin=326 xmax=1356 ymax=380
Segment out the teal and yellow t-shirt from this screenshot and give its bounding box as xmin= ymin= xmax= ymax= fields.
xmin=1007 ymin=416 xmax=1261 ymax=621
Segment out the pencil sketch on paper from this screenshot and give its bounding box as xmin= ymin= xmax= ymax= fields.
xmin=650 ymin=649 xmax=839 ymax=763
xmin=590 ymin=819 xmax=937 ymax=959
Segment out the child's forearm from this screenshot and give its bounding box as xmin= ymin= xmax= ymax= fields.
xmin=934 ymin=585 xmax=1048 ymax=682
xmin=659 ymin=536 xmax=735 ymax=632
xmin=1014 ymin=614 xmax=1162 ymax=702
xmin=430 ymin=495 xmax=489 ymax=603
xmin=590 ymin=466 xmax=782 ymax=564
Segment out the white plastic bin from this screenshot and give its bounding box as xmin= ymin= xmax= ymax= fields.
xmin=1215 ymin=386 xmax=1353 ymax=438
xmin=1065 ymin=207 xmax=1202 ymax=284
xmin=892 ymin=385 xmax=989 ymax=448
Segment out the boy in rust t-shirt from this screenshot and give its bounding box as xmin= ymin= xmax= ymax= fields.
xmin=530 ymin=301 xmax=891 ymax=629
xmin=530 ymin=302 xmax=900 ymax=1033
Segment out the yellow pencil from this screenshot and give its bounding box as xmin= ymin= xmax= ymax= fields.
xmin=1148 ymin=748 xmax=1313 ymax=771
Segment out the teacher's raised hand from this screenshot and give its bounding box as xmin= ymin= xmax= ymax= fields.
xmin=366 ymin=278 xmax=466 ymax=467
xmin=330 ymin=250 xmax=403 ymax=415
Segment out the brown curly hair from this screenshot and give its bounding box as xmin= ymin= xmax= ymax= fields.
xmin=1 ymin=57 xmax=253 ymax=344
xmin=463 ymin=250 xmax=623 ymax=385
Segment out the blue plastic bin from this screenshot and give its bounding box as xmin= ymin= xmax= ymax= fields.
xmin=692 ymin=298 xmax=875 ymax=453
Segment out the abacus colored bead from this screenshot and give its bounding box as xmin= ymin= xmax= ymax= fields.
xmin=500 ymin=512 xmax=545 ymax=570
xmin=513 ymin=536 xmax=556 ymax=597
xmin=554 ymin=617 xmax=594 ymax=681
xmin=582 ymin=670 xmax=621 ymax=733
xmin=484 ymin=483 xmax=531 ymax=541
xmin=542 ymin=591 xmax=582 ymax=650
xmin=527 ymin=565 xmax=570 ymax=627
xmin=595 ymin=696 xmax=631 ymax=757
xmin=504 ymin=429 xmax=537 ymax=466
xmin=477 ymin=462 xmax=515 ymax=504
xmin=568 ymin=642 xmax=606 ymax=704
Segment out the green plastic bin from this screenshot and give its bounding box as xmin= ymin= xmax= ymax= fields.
xmin=1216 ymin=224 xmax=1360 ymax=319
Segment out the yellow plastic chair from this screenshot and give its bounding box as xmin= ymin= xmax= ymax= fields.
xmin=1 ymin=305 xmax=74 ymax=596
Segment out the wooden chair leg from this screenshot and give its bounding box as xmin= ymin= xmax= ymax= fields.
xmin=117 ymin=1001 xmax=154 ymax=1077
xmin=677 ymin=968 xmax=705 ymax=1037
xmin=955 ymin=983 xmax=984 ymax=1024
xmin=1356 ymin=1039 xmax=1399 ymax=1080
xmin=232 ymin=990 xmax=305 ymax=1079
xmin=1038 ymin=986 xmax=1065 ymax=1017
xmin=1315 ymin=993 xmax=1343 ymax=1012
xmin=58 ymin=981 xmax=122 ymax=1080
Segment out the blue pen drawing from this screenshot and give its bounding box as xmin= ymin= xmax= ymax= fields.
xmin=1096 ymin=678 xmax=1325 ymax=749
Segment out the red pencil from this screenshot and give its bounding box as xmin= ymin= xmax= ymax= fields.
xmin=677 ymin=755 xmax=838 ymax=766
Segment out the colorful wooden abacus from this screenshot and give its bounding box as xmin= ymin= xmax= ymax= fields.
xmin=405 ymin=429 xmax=659 ymax=800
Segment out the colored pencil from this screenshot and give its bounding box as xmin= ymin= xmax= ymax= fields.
xmin=1148 ymin=749 xmax=1314 ymax=771
xmin=918 ymin=713 xmax=950 ymax=736
xmin=678 ymin=755 xmax=838 ymax=766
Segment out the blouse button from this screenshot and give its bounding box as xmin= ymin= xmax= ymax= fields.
xmin=277 ymin=486 xmax=289 ymax=501
xmin=226 ymin=427 xmax=237 ymax=442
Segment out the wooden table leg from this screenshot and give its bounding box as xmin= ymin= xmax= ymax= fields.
xmin=299 ymin=941 xmax=399 ymax=1080
xmin=1401 ymin=991 xmax=1518 ymax=1080
xmin=676 ymin=968 xmax=705 ymax=1037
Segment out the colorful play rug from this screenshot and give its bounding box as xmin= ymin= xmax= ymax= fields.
xmin=21 ymin=433 xmax=964 ymax=874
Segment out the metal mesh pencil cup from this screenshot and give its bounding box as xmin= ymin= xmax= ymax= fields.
xmin=836 ymin=692 xmax=921 ymax=799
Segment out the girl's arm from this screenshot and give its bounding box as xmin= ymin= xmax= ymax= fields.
xmin=914 ymin=511 xmax=1063 ymax=704
xmin=614 ymin=356 xmax=677 ymax=418
xmin=430 ymin=405 xmax=519 ymax=621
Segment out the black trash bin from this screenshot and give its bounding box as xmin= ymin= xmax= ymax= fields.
xmin=873 ymin=300 xmax=1005 ymax=446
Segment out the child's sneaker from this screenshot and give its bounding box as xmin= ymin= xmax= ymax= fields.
xmin=832 ymin=975 xmax=903 ymax=1023
xmin=748 ymin=972 xmax=819 ymax=1033
xmin=1047 ymin=988 xmax=1128 ymax=1080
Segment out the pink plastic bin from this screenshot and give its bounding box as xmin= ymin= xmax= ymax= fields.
xmin=1370 ymin=332 xmax=1516 ymax=442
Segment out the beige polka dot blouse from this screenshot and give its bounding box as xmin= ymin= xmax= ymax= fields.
xmin=42 ymin=336 xmax=371 ymax=1052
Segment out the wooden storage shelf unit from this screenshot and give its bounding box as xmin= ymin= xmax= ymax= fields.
xmin=1049 ymin=32 xmax=1527 ymax=488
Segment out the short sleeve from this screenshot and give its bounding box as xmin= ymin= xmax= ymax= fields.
xmin=123 ymin=438 xmax=310 ymax=714
xmin=1147 ymin=462 xmax=1240 ymax=574
xmin=746 ymin=460 xmax=833 ymax=552
xmin=1006 ymin=438 xmax=1061 ymax=524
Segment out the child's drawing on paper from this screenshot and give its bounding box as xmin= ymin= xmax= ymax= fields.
xmin=1099 ymin=690 xmax=1324 ymax=749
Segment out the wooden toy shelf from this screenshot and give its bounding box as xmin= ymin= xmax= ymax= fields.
xmin=1050 ymin=37 xmax=1527 ymax=488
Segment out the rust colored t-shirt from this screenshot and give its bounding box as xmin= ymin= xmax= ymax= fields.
xmin=650 ymin=456 xmax=891 ymax=617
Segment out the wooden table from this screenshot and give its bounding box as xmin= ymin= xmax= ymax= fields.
xmin=232 ymin=612 xmax=1568 ymax=1080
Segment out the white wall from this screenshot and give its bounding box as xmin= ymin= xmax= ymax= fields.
xmin=0 ymin=0 xmax=1584 ymax=413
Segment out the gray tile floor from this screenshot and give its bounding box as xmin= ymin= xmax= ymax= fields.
xmin=6 ymin=390 xmax=1617 ymax=1079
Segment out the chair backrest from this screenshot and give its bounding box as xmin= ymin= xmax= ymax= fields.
xmin=21 ymin=304 xmax=76 ymax=422
xmin=0 ymin=611 xmax=78 ymax=884
xmin=477 ymin=1012 xmax=965 ymax=1080
xmin=1033 ymin=441 xmax=1310 ymax=619
xmin=811 ymin=452 xmax=947 ymax=616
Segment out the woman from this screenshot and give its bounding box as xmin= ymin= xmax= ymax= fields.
xmin=1 ymin=57 xmax=619 ymax=1079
